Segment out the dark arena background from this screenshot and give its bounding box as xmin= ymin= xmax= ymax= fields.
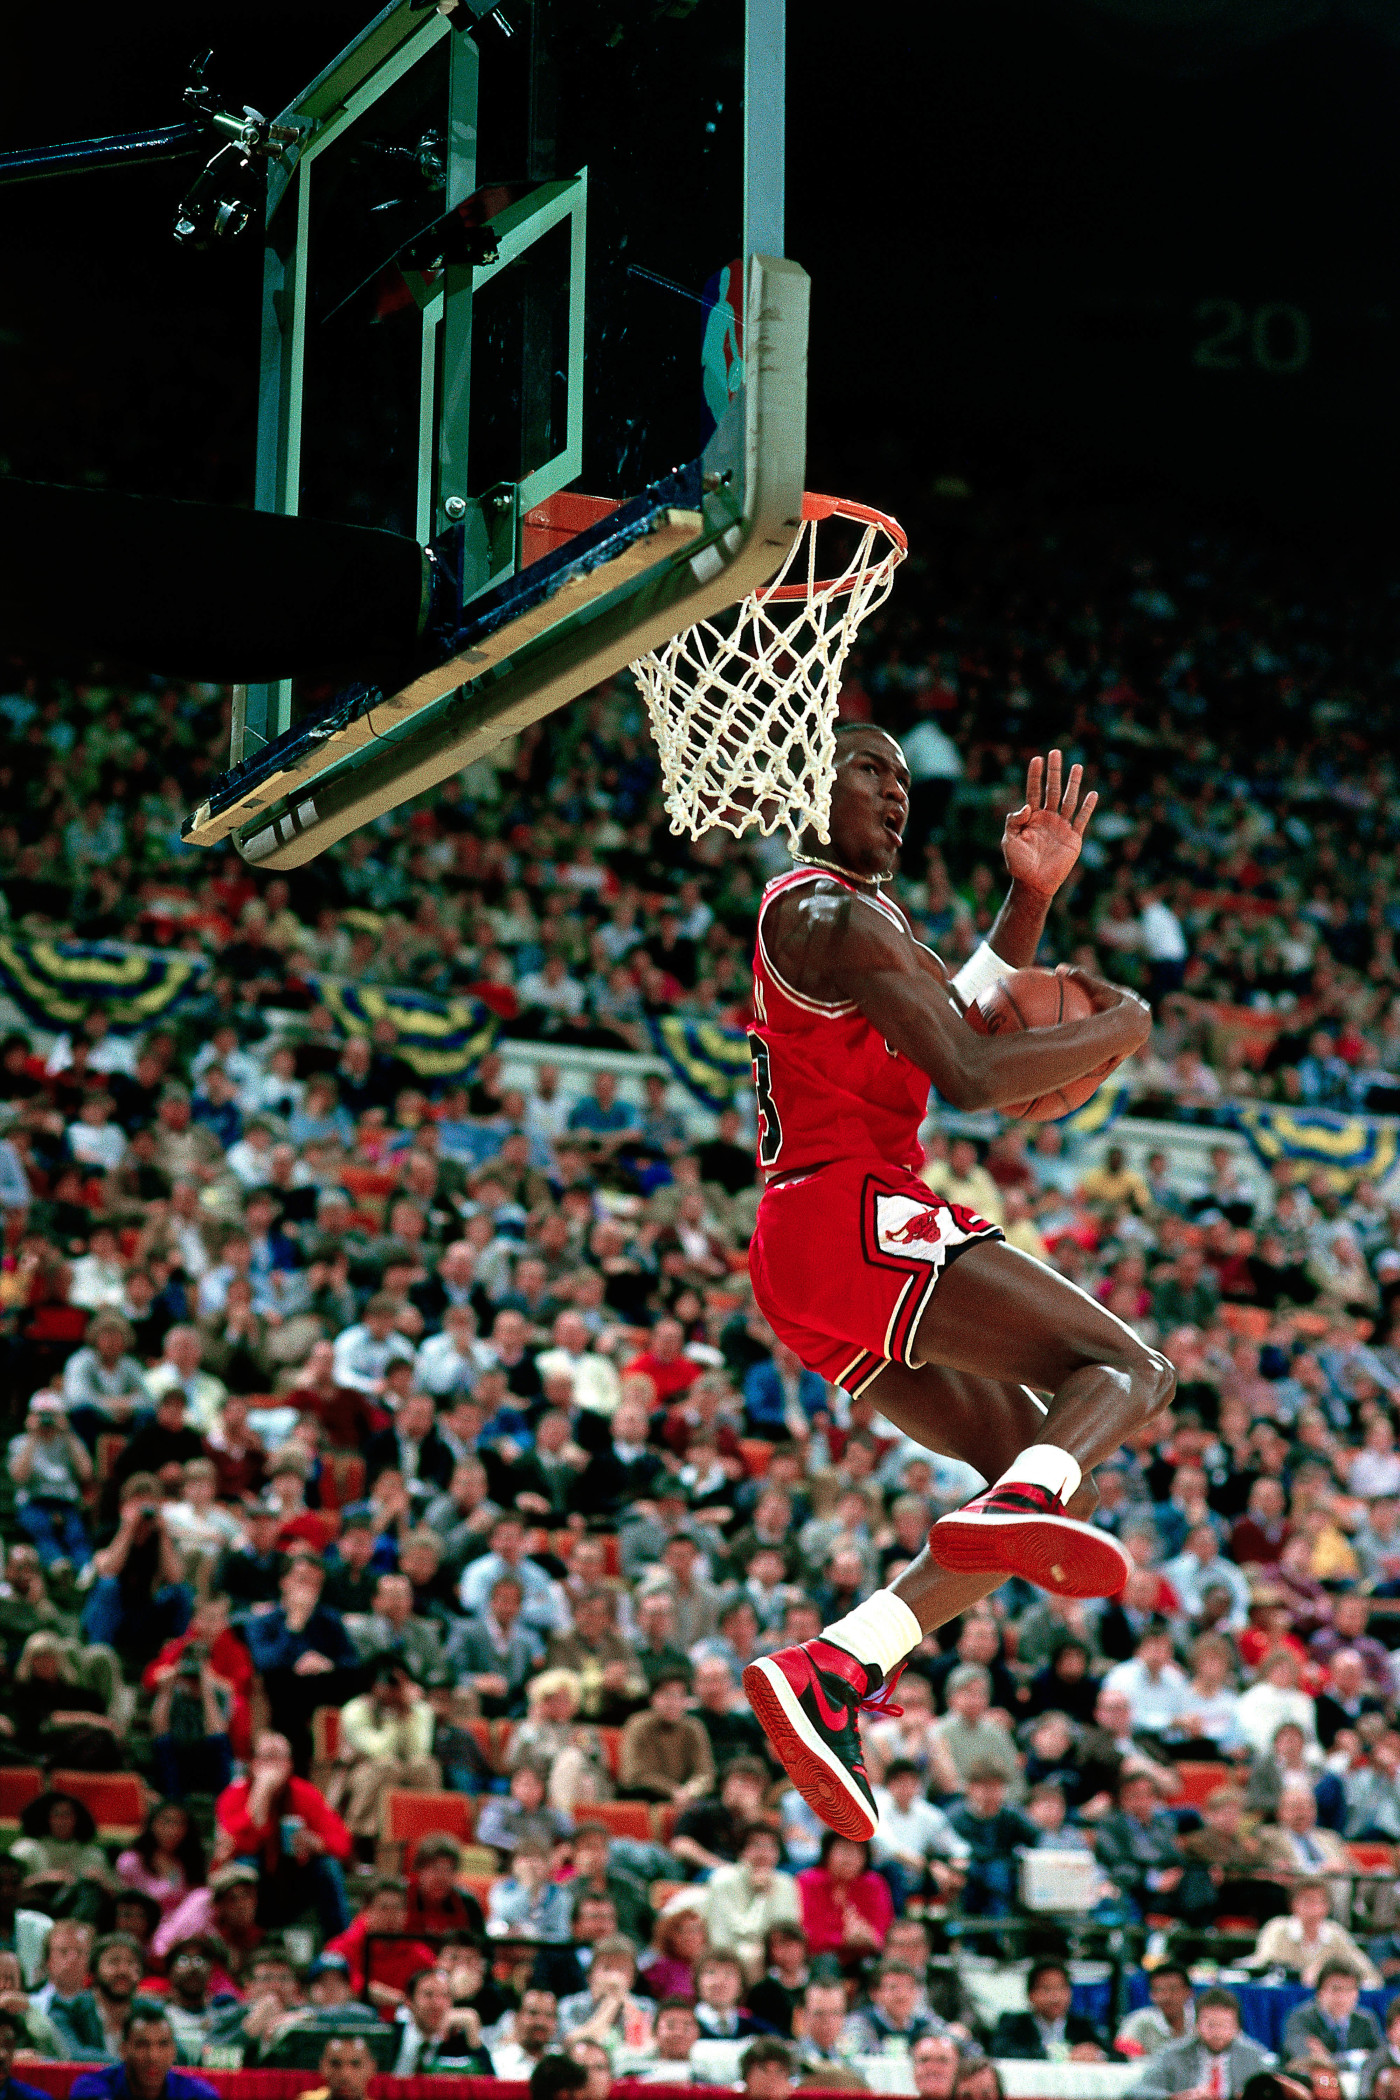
xmin=0 ymin=4 xmax=1398 ymax=2089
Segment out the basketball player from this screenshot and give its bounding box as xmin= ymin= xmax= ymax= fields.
xmin=741 ymin=724 xmax=1174 ymax=1839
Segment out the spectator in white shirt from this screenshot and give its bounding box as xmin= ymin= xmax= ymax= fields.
xmin=1236 ymin=1648 xmax=1320 ymax=1758
xmin=332 ymin=1294 xmax=418 ymax=1395
xmin=68 ymin=1225 xmax=128 ymax=1312
xmin=1162 ymin=1524 xmax=1252 ymax=1630
xmin=871 ymin=1761 xmax=970 ymax=1913
xmin=224 ymin=1122 xmax=278 ymax=1191
xmin=535 ymin=1311 xmax=623 ymax=1418
xmin=415 ymin=1306 xmax=494 ymax=1399
xmin=1103 ymin=1623 xmax=1192 ymax=1741
xmin=66 ymin=1093 xmax=127 ymax=1174
xmin=525 ymin=1066 xmax=573 ymax=1147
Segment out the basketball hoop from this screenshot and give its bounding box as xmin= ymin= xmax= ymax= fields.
xmin=631 ymin=492 xmax=907 ymax=843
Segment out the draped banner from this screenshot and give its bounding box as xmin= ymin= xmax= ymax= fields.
xmin=1062 ymin=1073 xmax=1132 ymax=1136
xmin=310 ymin=976 xmax=499 ymax=1082
xmin=647 ymin=1013 xmax=752 ymax=1110
xmin=1232 ymin=1101 xmax=1400 ymax=1187
xmin=0 ymin=934 xmax=208 ymax=1031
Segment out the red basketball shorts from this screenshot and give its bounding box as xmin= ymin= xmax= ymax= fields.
xmin=748 ymin=1158 xmax=1003 ymax=1398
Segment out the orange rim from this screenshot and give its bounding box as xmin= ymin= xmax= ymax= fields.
xmin=756 ymin=491 xmax=908 ymax=604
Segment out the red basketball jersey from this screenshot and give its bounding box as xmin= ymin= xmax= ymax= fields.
xmin=749 ymin=868 xmax=930 ymax=1177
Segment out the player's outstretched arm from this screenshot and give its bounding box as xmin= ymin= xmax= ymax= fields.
xmin=777 ymin=887 xmax=1149 ymax=1113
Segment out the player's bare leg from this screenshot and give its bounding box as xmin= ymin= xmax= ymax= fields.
xmin=743 ymin=1270 xmax=1170 ymax=1840
xmin=898 ymin=1236 xmax=1172 ymax=1593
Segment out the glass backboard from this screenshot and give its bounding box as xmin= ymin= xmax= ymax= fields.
xmin=187 ymin=0 xmax=799 ymax=868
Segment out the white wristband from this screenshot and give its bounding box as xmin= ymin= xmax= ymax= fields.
xmin=951 ymin=940 xmax=1013 ymax=1004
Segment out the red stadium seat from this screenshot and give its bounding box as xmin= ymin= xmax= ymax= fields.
xmin=586 ymin=1802 xmax=652 ymax=1842
xmin=1167 ymin=1762 xmax=1230 ymax=1808
xmin=0 ymin=1770 xmax=44 ymax=1829
xmin=1347 ymin=1841 xmax=1393 ymax=1873
xmin=381 ymin=1789 xmax=475 ymax=1866
xmin=49 ymin=1771 xmax=147 ymax=1839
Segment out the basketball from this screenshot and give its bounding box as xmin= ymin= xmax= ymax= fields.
xmin=964 ymin=967 xmax=1126 ymax=1122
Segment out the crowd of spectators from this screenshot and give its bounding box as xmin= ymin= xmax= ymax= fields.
xmin=0 ymin=496 xmax=1397 ymax=2096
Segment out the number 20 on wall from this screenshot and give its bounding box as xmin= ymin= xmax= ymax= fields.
xmin=1193 ymin=299 xmax=1311 ymax=374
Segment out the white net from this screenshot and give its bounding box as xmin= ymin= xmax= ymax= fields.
xmin=630 ymin=493 xmax=907 ymax=843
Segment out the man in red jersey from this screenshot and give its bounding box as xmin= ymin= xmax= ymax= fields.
xmin=741 ymin=728 xmax=1174 ymax=1842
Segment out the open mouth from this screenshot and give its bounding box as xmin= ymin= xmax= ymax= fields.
xmin=883 ymin=816 xmax=904 ymax=843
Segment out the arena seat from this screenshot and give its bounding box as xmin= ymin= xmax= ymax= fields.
xmin=381 ymin=1788 xmax=474 ymax=1865
xmin=738 ymin=1440 xmax=774 ymax=1478
xmin=49 ymin=1771 xmax=146 ymax=1839
xmin=1167 ymin=1761 xmax=1230 ymax=1807
xmin=652 ymin=1804 xmax=683 ymax=1843
xmin=595 ymin=1728 xmax=623 ymax=1779
xmin=587 ymin=1802 xmax=652 ymax=1842
xmin=0 ymin=1769 xmax=44 ymax=1829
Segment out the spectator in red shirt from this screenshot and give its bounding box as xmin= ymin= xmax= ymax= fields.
xmin=795 ymin=1833 xmax=893 ymax=1962
xmin=215 ymin=1730 xmax=351 ymax=1940
xmin=624 ymin=1318 xmax=701 ymax=1406
xmin=324 ymin=1876 xmax=435 ymax=2015
xmin=142 ymin=1594 xmax=254 ymax=1759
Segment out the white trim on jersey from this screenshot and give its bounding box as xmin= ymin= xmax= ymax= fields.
xmin=755 ymin=868 xmax=905 ymax=1017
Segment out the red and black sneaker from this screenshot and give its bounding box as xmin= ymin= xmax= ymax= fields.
xmin=742 ymin=1638 xmax=903 ymax=1841
xmin=929 ymin=1482 xmax=1131 ymax=1599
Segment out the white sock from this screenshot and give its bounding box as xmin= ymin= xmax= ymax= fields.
xmin=821 ymin=1590 xmax=923 ymax=1676
xmin=995 ymin=1442 xmax=1082 ymax=1504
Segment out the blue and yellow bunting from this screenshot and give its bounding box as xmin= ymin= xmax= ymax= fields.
xmin=309 ymin=977 xmax=498 ymax=1082
xmin=1232 ymin=1101 xmax=1400 ymax=1189
xmin=0 ymin=934 xmax=207 ymax=1031
xmin=647 ymin=1014 xmax=752 ymax=1110
xmin=1061 ymin=1074 xmax=1132 ymax=1135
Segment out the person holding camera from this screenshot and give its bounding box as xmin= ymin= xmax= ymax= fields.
xmin=81 ymin=1474 xmax=191 ymax=1663
xmin=149 ymin=1639 xmax=233 ymax=1801
xmin=8 ymin=1392 xmax=93 ymax=1570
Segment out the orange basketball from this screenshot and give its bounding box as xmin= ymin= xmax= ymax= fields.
xmin=964 ymin=966 xmax=1125 ymax=1122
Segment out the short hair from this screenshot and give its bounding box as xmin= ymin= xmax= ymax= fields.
xmin=946 ymin=1664 xmax=991 ymax=1695
xmin=367 ymin=1874 xmax=408 ymax=1900
xmin=741 ymin=2039 xmax=793 ymax=2077
xmin=415 ymin=1835 xmax=462 ymax=1868
xmin=0 ymin=2012 xmax=23 ymax=2045
xmin=884 ymin=1759 xmax=922 ymax=1783
xmin=656 ymin=1996 xmax=699 ymax=2020
xmin=1027 ymin=1959 xmax=1070 ymax=1991
xmin=699 ymin=1951 xmax=744 ymax=1979
xmin=722 ymin=1758 xmax=769 ymax=1787
xmin=93 ymin=1933 xmax=145 ymax=1968
xmin=406 ymin=1967 xmax=443 ymax=1999
xmin=1291 ymin=1877 xmax=1330 ymax=1902
xmin=321 ymin=2037 xmax=375 ymax=2063
xmin=590 ymin=1935 xmax=637 ymax=1967
xmin=652 ymin=1669 xmax=692 ymax=1694
xmin=122 ymin=2001 xmax=173 ymax=2042
xmin=964 ymin=1762 xmax=1010 ymax=1786
xmin=1315 ymin=1959 xmax=1361 ymax=1989
xmin=529 ymin=2055 xmax=589 ymax=2100
xmin=1196 ymin=1988 xmax=1241 ymax=2020
xmin=1149 ymin=1963 xmax=1192 ymax=1989
xmin=873 ymin=1961 xmax=920 ymax=1987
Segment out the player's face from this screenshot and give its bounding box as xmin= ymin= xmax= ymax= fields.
xmin=820 ymin=732 xmax=911 ymax=879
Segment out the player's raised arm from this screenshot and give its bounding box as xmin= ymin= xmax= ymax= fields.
xmin=783 ymin=886 xmax=1149 ymax=1114
xmin=978 ymin=749 xmax=1099 ymax=973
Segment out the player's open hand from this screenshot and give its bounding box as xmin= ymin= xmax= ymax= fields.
xmin=1001 ymin=750 xmax=1097 ymax=899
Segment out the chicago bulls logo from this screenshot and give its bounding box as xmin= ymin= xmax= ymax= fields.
xmin=884 ymin=1205 xmax=951 ymax=1247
